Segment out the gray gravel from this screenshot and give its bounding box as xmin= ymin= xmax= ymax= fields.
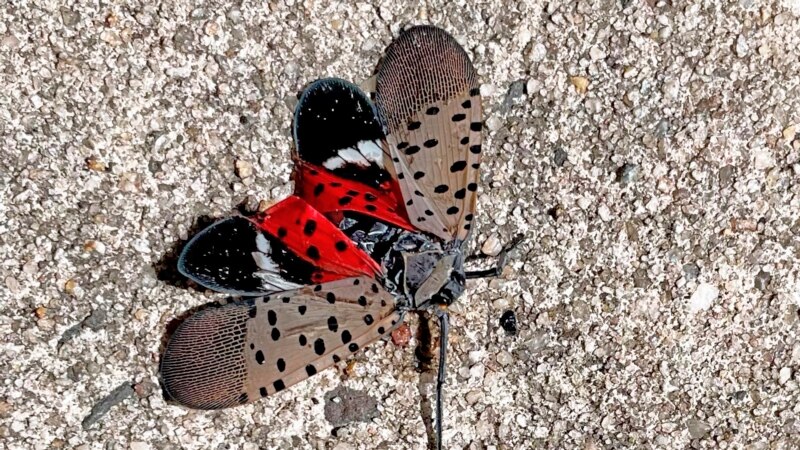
xmin=2 ymin=1 xmax=800 ymax=449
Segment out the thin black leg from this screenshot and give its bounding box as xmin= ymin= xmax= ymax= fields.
xmin=436 ymin=310 xmax=449 ymax=450
xmin=465 ymin=267 xmax=499 ymax=279
xmin=464 ymin=234 xmax=524 ymax=280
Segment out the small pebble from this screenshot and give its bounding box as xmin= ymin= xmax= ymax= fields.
xmin=1 ymin=35 xmax=20 ymax=50
xmin=616 ymin=163 xmax=639 ymax=185
xmin=683 ymin=263 xmax=700 ymax=280
xmin=735 ymin=34 xmax=749 ymax=57
xmin=82 ymin=383 xmax=134 ymax=430
xmin=492 ymin=297 xmax=510 ymax=310
xmin=570 ymin=76 xmax=589 ymax=94
xmin=173 ymin=25 xmax=195 ymax=52
xmin=588 ymin=46 xmax=605 ymax=61
xmin=61 ymin=8 xmax=81 ymax=27
xmin=481 ymin=235 xmax=503 ymax=256
xmin=5 ymin=276 xmax=21 ymax=294
xmin=526 ymin=78 xmax=541 ymax=96
xmin=783 ymin=125 xmax=797 ymax=142
xmin=485 ymin=116 xmax=503 ymax=132
xmin=235 ymin=159 xmax=253 ymax=178
xmin=83 ymin=240 xmax=106 ymax=254
xmin=496 ymin=351 xmax=513 ymax=366
xmin=529 ymin=42 xmax=546 ymax=62
xmin=779 ymin=367 xmax=792 ymax=385
xmin=597 ymin=205 xmax=612 ymax=222
xmin=133 ymin=309 xmax=147 ymax=321
xmin=754 ymin=270 xmax=771 ymax=291
xmin=391 ymin=323 xmax=411 ymax=347
xmin=553 ymin=148 xmax=568 ymax=167
xmin=469 ymin=363 xmax=485 ymax=380
xmin=753 ymin=149 xmax=774 ymax=170
xmin=466 ymin=390 xmax=483 ymax=405
xmin=324 ymin=386 xmax=378 ymax=427
xmin=64 ymin=279 xmax=78 ymax=294
xmin=687 ymin=418 xmax=711 ymax=439
xmin=501 ymin=80 xmax=526 ymax=112
xmin=718 ymin=165 xmax=735 ymax=187
xmin=689 ymin=283 xmax=719 ymax=313
xmin=85 ymin=156 xmax=106 ymax=171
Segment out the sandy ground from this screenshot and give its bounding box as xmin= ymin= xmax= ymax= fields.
xmin=2 ymin=1 xmax=800 ymax=449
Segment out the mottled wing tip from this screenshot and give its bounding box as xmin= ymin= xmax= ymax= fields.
xmin=161 ymin=302 xmax=251 ymax=409
xmin=376 ymin=25 xmax=477 ymax=131
xmin=177 ymin=216 xmax=264 ymax=295
xmin=292 ymin=77 xmax=383 ymax=160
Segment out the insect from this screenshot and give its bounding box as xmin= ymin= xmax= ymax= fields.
xmin=161 ymin=25 xmax=496 ymax=449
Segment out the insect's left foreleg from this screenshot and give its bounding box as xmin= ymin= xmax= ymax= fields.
xmin=464 ymin=234 xmax=524 ymax=279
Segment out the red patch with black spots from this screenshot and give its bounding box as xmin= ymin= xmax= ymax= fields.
xmin=251 ymin=195 xmax=380 ymax=279
xmin=294 ymin=161 xmax=414 ymax=231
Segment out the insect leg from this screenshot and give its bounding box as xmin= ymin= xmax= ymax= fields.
xmin=464 ymin=234 xmax=524 ymax=279
xmin=435 ymin=309 xmax=449 ymax=450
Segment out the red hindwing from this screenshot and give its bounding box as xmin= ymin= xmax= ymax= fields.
xmin=293 ymin=161 xmax=414 ymax=231
xmin=252 ymin=195 xmax=381 ymax=278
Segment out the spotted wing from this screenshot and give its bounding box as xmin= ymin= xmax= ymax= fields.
xmin=294 ymin=78 xmax=392 ymax=190
xmin=178 ymin=197 xmax=379 ymax=296
xmin=375 ymin=26 xmax=482 ymax=242
xmin=161 ymin=276 xmax=402 ymax=409
xmin=292 ymin=78 xmax=413 ymax=231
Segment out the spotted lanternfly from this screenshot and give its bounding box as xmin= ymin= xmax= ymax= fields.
xmin=161 ymin=26 xmax=488 ymax=449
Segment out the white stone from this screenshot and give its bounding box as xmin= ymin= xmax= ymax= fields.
xmin=491 ymin=297 xmax=510 ymax=310
xmin=129 ymin=443 xmax=150 ymax=450
xmin=663 ymin=78 xmax=679 ymax=99
xmin=735 ymin=34 xmax=749 ymax=57
xmin=589 ymin=46 xmax=606 ymax=61
xmin=481 ymin=235 xmax=503 ymax=256
xmin=486 ymin=116 xmax=503 ymax=132
xmin=496 ymin=351 xmax=513 ymax=366
xmin=469 ymin=363 xmax=485 ymax=380
xmin=597 ymin=204 xmax=612 ymax=222
xmin=753 ymin=150 xmax=775 ymax=170
xmin=530 ymin=42 xmax=547 ymax=62
xmin=526 ymin=78 xmax=541 ymax=96
xmin=479 ymin=84 xmax=496 ymax=97
xmin=779 ymin=367 xmax=792 ymax=385
xmin=689 ymin=283 xmax=719 ymax=313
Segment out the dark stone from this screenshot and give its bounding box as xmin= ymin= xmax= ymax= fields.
xmin=499 ymin=310 xmax=517 ymax=335
xmin=82 ymin=383 xmax=134 ymax=429
xmin=323 ymin=386 xmax=379 ymax=427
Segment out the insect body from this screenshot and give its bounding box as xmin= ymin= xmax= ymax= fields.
xmin=161 ymin=26 xmax=483 ymax=449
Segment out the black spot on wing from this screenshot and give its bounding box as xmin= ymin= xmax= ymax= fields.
xmin=450 ymin=161 xmax=467 ymax=172
xmin=314 ymin=338 xmax=326 ymax=355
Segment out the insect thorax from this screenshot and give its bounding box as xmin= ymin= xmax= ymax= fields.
xmin=338 ymin=214 xmax=465 ymax=310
